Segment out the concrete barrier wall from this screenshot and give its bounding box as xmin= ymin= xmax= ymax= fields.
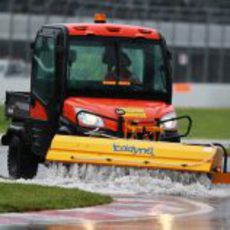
xmin=173 ymin=83 xmax=230 ymax=108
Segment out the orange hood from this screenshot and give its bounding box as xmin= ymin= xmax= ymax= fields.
xmin=63 ymin=97 xmax=174 ymax=131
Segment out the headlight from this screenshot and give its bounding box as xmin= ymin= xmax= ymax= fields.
xmin=78 ymin=112 xmax=104 ymax=128
xmin=161 ymin=112 xmax=178 ymax=131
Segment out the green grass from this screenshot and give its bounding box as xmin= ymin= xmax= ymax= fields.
xmin=0 ymin=105 xmax=8 ymax=133
xmin=0 ymin=183 xmax=112 ymax=213
xmin=176 ymin=108 xmax=230 ymax=139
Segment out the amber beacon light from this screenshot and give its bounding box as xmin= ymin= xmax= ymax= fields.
xmin=94 ymin=13 xmax=107 ymax=23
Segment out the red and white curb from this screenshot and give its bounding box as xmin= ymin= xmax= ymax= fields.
xmin=0 ymin=195 xmax=213 ymax=227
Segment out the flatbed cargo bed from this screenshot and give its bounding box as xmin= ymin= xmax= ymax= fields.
xmin=5 ymin=91 xmax=30 ymax=120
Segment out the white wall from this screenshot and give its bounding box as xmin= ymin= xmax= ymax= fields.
xmin=173 ymin=83 xmax=230 ymax=108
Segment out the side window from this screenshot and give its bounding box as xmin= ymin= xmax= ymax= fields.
xmin=153 ymin=45 xmax=167 ymax=92
xmin=32 ymin=36 xmax=55 ymax=101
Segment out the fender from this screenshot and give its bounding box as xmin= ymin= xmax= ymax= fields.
xmin=1 ymin=125 xmax=26 ymax=146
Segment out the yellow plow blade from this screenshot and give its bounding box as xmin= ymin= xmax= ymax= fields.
xmin=46 ymin=135 xmax=224 ymax=174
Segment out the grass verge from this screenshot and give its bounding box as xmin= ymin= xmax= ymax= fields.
xmin=0 ymin=182 xmax=112 ymax=213
xmin=0 ymin=105 xmax=8 ymax=133
xmin=176 ymin=108 xmax=230 ymax=139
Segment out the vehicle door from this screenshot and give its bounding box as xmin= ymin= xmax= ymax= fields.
xmin=29 ymin=27 xmax=64 ymax=158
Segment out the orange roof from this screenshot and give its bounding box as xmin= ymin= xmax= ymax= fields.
xmin=66 ymin=23 xmax=160 ymax=40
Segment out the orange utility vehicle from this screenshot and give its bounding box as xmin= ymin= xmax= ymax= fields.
xmin=1 ymin=15 xmax=229 ymax=183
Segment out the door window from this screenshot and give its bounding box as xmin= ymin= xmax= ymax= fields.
xmin=32 ymin=36 xmax=56 ymax=101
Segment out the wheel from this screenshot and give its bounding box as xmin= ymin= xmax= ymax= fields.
xmin=8 ymin=136 xmax=38 ymax=179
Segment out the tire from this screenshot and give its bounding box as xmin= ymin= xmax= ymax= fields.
xmin=8 ymin=136 xmax=38 ymax=179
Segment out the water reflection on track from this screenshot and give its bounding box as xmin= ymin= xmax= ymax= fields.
xmin=0 ymin=194 xmax=217 ymax=229
xmin=26 ymin=196 xmax=230 ymax=230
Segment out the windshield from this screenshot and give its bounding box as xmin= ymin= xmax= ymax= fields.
xmin=67 ymin=37 xmax=171 ymax=101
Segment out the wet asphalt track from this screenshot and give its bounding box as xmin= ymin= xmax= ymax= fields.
xmin=1 ymin=145 xmax=230 ymax=230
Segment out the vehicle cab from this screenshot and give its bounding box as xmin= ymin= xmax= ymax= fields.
xmin=29 ymin=14 xmax=179 ymax=151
